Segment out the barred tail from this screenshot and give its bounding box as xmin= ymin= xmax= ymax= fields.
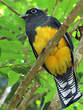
xmin=54 ymin=67 xmax=82 ymax=109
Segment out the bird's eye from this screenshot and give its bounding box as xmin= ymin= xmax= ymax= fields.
xmin=31 ymin=9 xmax=37 ymax=14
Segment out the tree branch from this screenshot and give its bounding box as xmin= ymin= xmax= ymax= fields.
xmin=0 ymin=0 xmax=20 ymax=16
xmin=26 ymin=94 xmax=41 ymax=108
xmin=69 ymin=16 xmax=83 ymax=35
xmin=52 ymin=0 xmax=63 ymax=16
xmin=48 ymin=92 xmax=61 ymax=110
xmin=52 ymin=0 xmax=58 ymax=16
xmin=48 ymin=15 xmax=83 ymax=110
xmin=17 ymin=67 xmax=44 ymax=110
xmin=74 ymin=36 xmax=83 ymax=72
xmin=23 ymin=47 xmax=32 ymax=66
xmin=48 ymin=35 xmax=83 ymax=110
xmin=18 ymin=82 xmax=40 ymax=110
xmin=7 ymin=0 xmax=83 ymax=110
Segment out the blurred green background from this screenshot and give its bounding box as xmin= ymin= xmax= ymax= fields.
xmin=0 ymin=0 xmax=83 ymax=110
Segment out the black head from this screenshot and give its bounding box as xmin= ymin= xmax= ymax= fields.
xmin=21 ymin=8 xmax=48 ymax=43
xmin=20 ymin=8 xmax=46 ymax=22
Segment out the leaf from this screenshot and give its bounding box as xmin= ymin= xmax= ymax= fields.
xmin=77 ymin=60 xmax=83 ymax=73
xmin=44 ymin=91 xmax=55 ymax=103
xmin=8 ymin=70 xmax=21 ymax=86
xmin=0 ymin=67 xmax=21 ymax=86
xmin=0 ymin=40 xmax=24 ymax=62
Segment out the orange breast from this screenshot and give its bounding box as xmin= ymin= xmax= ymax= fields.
xmin=33 ymin=26 xmax=72 ymax=76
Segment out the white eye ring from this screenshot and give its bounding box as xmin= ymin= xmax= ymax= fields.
xmin=31 ymin=9 xmax=37 ymax=13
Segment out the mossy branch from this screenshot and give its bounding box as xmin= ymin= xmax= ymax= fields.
xmin=18 ymin=82 xmax=40 ymax=110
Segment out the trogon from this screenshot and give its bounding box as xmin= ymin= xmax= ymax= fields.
xmin=21 ymin=8 xmax=82 ymax=108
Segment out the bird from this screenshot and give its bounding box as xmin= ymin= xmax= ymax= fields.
xmin=20 ymin=8 xmax=82 ymax=108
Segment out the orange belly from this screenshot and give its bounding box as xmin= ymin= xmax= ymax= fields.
xmin=33 ymin=26 xmax=72 ymax=76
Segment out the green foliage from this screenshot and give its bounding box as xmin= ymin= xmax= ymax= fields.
xmin=0 ymin=0 xmax=83 ymax=110
xmin=77 ymin=60 xmax=83 ymax=73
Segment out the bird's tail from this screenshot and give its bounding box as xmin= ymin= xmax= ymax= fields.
xmin=54 ymin=67 xmax=82 ymax=109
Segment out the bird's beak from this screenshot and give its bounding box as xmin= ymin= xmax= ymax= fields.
xmin=20 ymin=14 xmax=29 ymax=19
